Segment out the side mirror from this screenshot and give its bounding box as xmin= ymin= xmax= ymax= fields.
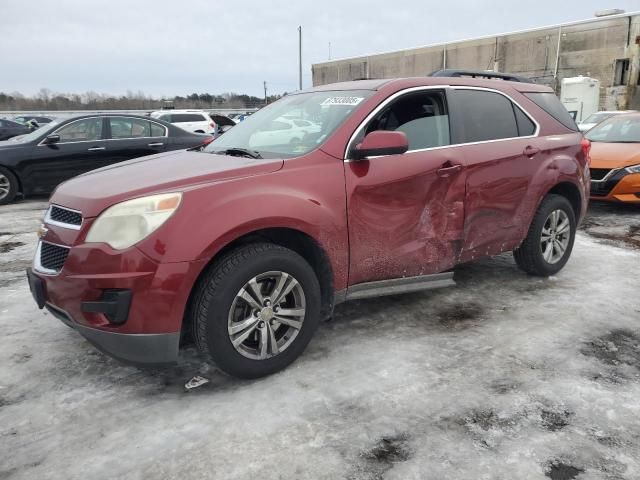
xmin=44 ymin=134 xmax=60 ymax=144
xmin=353 ymin=130 xmax=408 ymax=160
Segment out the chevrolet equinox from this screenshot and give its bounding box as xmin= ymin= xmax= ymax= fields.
xmin=27 ymin=75 xmax=590 ymax=378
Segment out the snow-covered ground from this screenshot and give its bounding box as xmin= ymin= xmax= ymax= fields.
xmin=1 ymin=199 xmax=639 ymax=480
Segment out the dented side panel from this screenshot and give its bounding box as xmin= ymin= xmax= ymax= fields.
xmin=458 ymin=132 xmax=586 ymax=262
xmin=344 ymin=149 xmax=465 ymax=286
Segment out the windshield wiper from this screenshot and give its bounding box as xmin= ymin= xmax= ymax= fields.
xmin=215 ymin=148 xmax=262 ymax=159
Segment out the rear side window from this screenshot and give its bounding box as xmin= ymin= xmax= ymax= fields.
xmin=150 ymin=122 xmax=167 ymax=136
xmin=514 ymin=105 xmax=536 ymax=136
xmin=456 ymin=90 xmax=518 ymax=142
xmin=172 ymin=113 xmax=205 ymax=123
xmin=524 ymin=92 xmax=578 ymax=131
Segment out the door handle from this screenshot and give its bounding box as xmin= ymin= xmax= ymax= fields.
xmin=148 ymin=142 xmax=164 ymax=147
xmin=436 ymin=163 xmax=463 ymax=178
xmin=87 ymin=146 xmax=105 ymax=151
xmin=524 ymin=145 xmax=540 ymax=157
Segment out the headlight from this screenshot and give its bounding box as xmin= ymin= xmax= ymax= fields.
xmin=86 ymin=193 xmax=182 ymax=250
xmin=625 ymin=164 xmax=640 ymax=174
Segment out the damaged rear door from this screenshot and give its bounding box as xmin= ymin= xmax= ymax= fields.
xmin=344 ymin=87 xmax=466 ymax=286
xmin=447 ymin=87 xmax=542 ymax=261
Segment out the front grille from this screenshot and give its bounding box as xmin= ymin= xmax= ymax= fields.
xmin=590 ymin=169 xmax=627 ymax=197
xmin=589 ymin=168 xmax=611 ymax=181
xmin=40 ymin=242 xmax=70 ymax=272
xmin=49 ymin=206 xmax=82 ymax=226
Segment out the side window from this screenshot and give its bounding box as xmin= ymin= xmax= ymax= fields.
xmin=150 ymin=122 xmax=167 ymax=137
xmin=363 ymin=90 xmax=450 ymax=151
xmin=456 ymin=90 xmax=518 ymax=142
xmin=524 ymin=92 xmax=578 ymax=131
xmin=55 ymin=118 xmax=103 ymax=142
xmin=513 ymin=105 xmax=536 ymax=136
xmin=159 ymin=114 xmax=172 ymax=122
xmin=172 ymin=114 xmax=205 ymax=123
xmin=109 ymin=117 xmax=151 ymax=139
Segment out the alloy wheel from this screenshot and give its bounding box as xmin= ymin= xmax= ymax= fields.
xmin=228 ymin=271 xmax=306 ymax=360
xmin=540 ymin=209 xmax=571 ymax=264
xmin=0 ymin=174 xmax=10 ymax=201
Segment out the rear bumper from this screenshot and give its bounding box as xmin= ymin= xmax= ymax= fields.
xmin=45 ymin=302 xmax=180 ymax=365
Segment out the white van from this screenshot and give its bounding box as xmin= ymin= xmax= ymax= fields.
xmin=150 ymin=110 xmax=216 ymax=134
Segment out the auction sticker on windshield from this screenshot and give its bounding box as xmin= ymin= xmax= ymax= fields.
xmin=321 ymin=97 xmax=364 ymax=106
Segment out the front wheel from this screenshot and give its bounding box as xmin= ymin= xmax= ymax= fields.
xmin=190 ymin=243 xmax=321 ymax=379
xmin=0 ymin=167 xmax=18 ymax=205
xmin=514 ymin=194 xmax=576 ymax=277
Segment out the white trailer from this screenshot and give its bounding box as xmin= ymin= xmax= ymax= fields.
xmin=560 ymin=76 xmax=600 ymax=123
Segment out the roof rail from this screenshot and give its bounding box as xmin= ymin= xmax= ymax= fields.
xmin=429 ymin=69 xmax=534 ymax=83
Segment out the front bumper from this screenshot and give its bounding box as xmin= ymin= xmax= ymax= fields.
xmin=47 ymin=300 xmax=180 ymax=365
xmin=27 ymin=241 xmax=207 ymax=366
xmin=590 ymin=170 xmax=640 ymax=203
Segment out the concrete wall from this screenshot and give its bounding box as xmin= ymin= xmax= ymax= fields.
xmin=312 ymin=13 xmax=640 ymax=110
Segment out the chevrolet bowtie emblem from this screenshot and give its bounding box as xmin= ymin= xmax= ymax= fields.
xmin=37 ymin=224 xmax=48 ymax=239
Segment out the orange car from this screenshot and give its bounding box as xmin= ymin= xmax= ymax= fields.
xmin=586 ymin=113 xmax=640 ymax=203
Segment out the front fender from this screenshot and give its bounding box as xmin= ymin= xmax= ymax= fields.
xmin=136 ymin=153 xmax=349 ymax=290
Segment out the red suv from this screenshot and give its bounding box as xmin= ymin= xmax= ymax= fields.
xmin=27 ymin=74 xmax=590 ymax=378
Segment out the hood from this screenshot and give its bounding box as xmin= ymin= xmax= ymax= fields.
xmin=589 ymin=142 xmax=640 ymax=169
xmin=51 ymin=150 xmax=284 ymax=217
xmin=0 ymin=138 xmax=30 ymax=149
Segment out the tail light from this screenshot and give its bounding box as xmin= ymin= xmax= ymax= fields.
xmin=209 ymin=122 xmax=216 ymax=130
xmin=581 ymin=138 xmax=591 ymax=165
xmin=201 ymin=136 xmax=214 ymax=146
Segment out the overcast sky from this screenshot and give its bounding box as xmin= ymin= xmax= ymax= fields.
xmin=1 ymin=0 xmax=638 ymax=98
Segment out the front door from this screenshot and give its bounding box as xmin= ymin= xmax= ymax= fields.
xmin=344 ymin=88 xmax=465 ymax=286
xmin=28 ymin=117 xmax=108 ymax=194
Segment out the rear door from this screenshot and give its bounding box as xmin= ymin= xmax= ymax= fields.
xmin=104 ymin=116 xmax=168 ymax=164
xmin=345 ymin=88 xmax=466 ymax=285
xmin=28 ymin=117 xmax=108 ymax=193
xmin=447 ymin=87 xmax=541 ymax=260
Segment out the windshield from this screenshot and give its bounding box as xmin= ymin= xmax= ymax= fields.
xmin=586 ymin=116 xmax=640 ymax=143
xmin=582 ymin=112 xmax=614 ymax=124
xmin=7 ymin=120 xmax=62 ymax=143
xmin=203 ymin=90 xmax=373 ymax=158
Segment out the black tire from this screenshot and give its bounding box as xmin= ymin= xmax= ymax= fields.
xmin=514 ymin=194 xmax=576 ymax=277
xmin=0 ymin=166 xmax=19 ymax=205
xmin=190 ymin=243 xmax=321 ymax=379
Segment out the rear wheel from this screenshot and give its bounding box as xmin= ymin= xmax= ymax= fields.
xmin=0 ymin=167 xmax=18 ymax=205
xmin=191 ymin=243 xmax=321 ymax=378
xmin=514 ymin=194 xmax=576 ymax=277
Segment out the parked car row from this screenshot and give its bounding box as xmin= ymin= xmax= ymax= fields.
xmin=2 ymin=110 xmax=248 ymax=141
xmin=0 ymin=114 xmax=214 ymax=204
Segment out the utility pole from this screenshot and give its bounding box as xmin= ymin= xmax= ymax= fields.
xmin=263 ymin=81 xmax=267 ymax=105
xmin=328 ymin=41 xmax=331 ymax=60
xmin=298 ymin=26 xmax=302 ymax=90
